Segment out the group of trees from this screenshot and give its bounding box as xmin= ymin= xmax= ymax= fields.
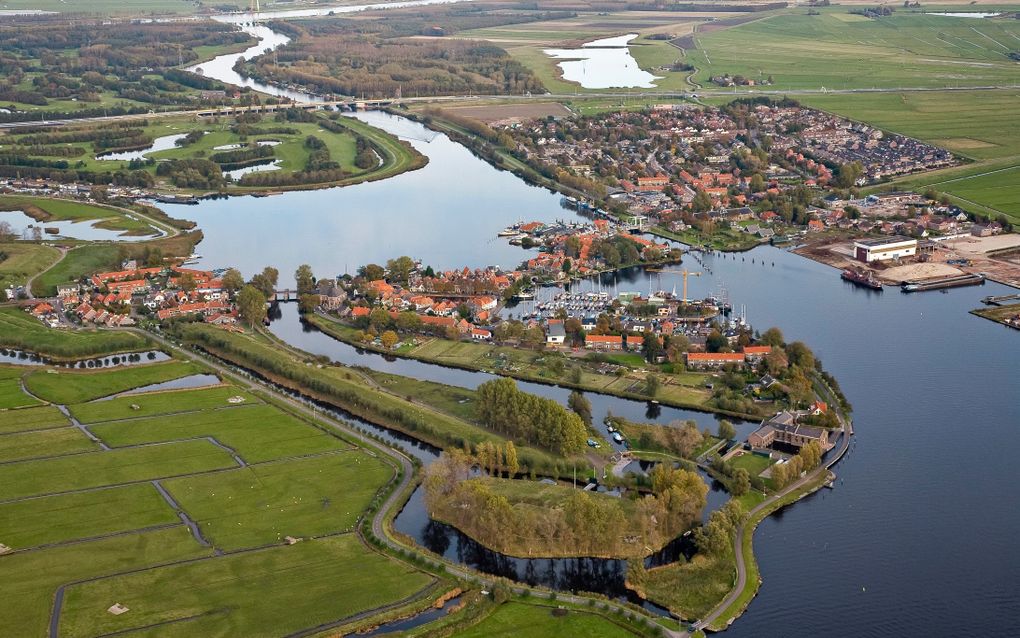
xmin=155 ymin=159 xmax=226 ymax=190
xmin=423 ymin=451 xmax=708 ymax=558
xmin=476 ymin=377 xmax=588 ymax=455
xmin=770 ymin=440 xmax=823 ymax=489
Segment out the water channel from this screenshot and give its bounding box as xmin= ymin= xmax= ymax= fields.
xmin=178 ymin=10 xmax=1020 ymax=634
xmin=544 ymin=34 xmax=662 ymax=90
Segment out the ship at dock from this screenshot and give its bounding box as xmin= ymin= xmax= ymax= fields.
xmin=902 ymin=273 xmax=985 ymax=293
xmin=841 ymin=267 xmax=883 ymax=290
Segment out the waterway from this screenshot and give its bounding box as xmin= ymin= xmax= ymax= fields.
xmin=95 ymin=133 xmax=188 ymax=161
xmin=544 ymin=34 xmax=662 ymax=90
xmin=0 ymin=210 xmax=158 ymax=242
xmin=187 ymin=15 xmax=1020 ymax=635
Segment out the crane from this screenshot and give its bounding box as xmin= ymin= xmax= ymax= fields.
xmin=646 ymin=268 xmax=702 ymax=305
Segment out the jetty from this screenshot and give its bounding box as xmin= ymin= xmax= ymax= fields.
xmin=981 ymin=293 xmax=1020 ymax=306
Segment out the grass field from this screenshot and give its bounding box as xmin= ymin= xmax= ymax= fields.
xmin=24 ymin=360 xmax=202 ymax=404
xmin=69 ymin=384 xmax=253 ymax=423
xmin=0 ymin=368 xmax=40 ymax=408
xmin=165 ymin=451 xmax=389 ymax=550
xmin=0 ymin=427 xmax=98 ymax=462
xmin=640 ymin=550 xmax=736 ymax=621
xmin=0 ymin=241 xmax=61 ymax=292
xmin=450 ymin=601 xmax=643 ymax=638
xmin=58 ymin=534 xmax=431 ymax=638
xmin=89 ymin=403 xmax=349 ymax=463
xmin=0 ymin=439 xmax=239 ymax=501
xmin=686 ymin=12 xmax=1020 ymax=91
xmin=30 ymin=243 xmax=121 ymax=297
xmin=0 ymin=402 xmax=68 ymax=433
xmin=0 ymin=483 xmax=178 ymax=549
xmin=0 ymin=306 xmax=150 ymax=358
xmin=728 ymin=451 xmax=774 ymax=478
xmin=0 ymin=526 xmax=210 ymax=637
xmin=1 ymin=346 xmax=433 ymax=637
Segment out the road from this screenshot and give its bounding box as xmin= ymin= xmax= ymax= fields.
xmin=5 ymin=84 xmax=1020 ymax=130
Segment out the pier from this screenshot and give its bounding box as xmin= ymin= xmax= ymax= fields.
xmin=981 ymin=293 xmax=1020 ymax=306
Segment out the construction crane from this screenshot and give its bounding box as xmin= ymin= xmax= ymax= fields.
xmin=646 ymin=268 xmax=702 ymax=305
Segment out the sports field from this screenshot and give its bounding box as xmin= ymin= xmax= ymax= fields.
xmin=0 ymin=351 xmax=431 ymax=637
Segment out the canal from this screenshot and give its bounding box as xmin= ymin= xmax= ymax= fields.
xmin=187 ymin=9 xmax=1020 ymax=635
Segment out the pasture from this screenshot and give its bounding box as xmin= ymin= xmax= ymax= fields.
xmin=0 ymin=355 xmax=430 ymax=638
xmin=0 ymin=242 xmax=61 ymax=292
xmin=685 ymin=12 xmax=1020 ymax=91
xmin=0 ymin=306 xmax=149 ymax=358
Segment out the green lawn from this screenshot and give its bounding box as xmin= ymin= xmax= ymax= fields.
xmin=24 ymin=360 xmax=201 ymax=404
xmin=89 ymin=403 xmax=348 ymax=463
xmin=30 ymin=243 xmax=121 ymax=298
xmin=58 ymin=535 xmax=432 ymax=638
xmin=0 ymin=482 xmax=178 ymax=549
xmin=728 ymin=451 xmax=773 ymax=478
xmin=0 ymin=241 xmax=61 ymax=292
xmin=69 ymin=384 xmax=255 ymax=423
xmin=0 ymin=427 xmax=97 ymax=462
xmin=0 ymin=439 xmax=238 ymax=501
xmin=0 ymin=307 xmax=149 ymax=358
xmin=451 ymin=602 xmax=643 ymax=638
xmin=0 ymin=526 xmax=210 ymax=638
xmin=164 ymin=451 xmax=390 ymax=550
xmin=0 ymin=403 xmax=68 ymax=433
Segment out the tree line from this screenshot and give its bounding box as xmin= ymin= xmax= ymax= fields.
xmin=476 ymin=377 xmax=588 ymax=455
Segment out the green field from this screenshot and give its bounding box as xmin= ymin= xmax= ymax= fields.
xmin=30 ymin=243 xmax=121 ymax=297
xmin=0 ymin=483 xmax=178 ymax=549
xmin=0 ymin=439 xmax=238 ymax=501
xmin=0 ymin=526 xmax=210 ymax=637
xmin=89 ymin=403 xmax=348 ymax=463
xmin=450 ymin=602 xmax=643 ymax=638
xmin=69 ymin=384 xmax=252 ymax=423
xmin=0 ymin=307 xmax=150 ymax=358
xmin=24 ymin=360 xmax=201 ymax=404
xmin=0 ymin=427 xmax=97 ymax=462
xmin=640 ymin=550 xmax=736 ymax=621
xmin=165 ymin=451 xmax=389 ymax=550
xmin=58 ymin=534 xmax=432 ymax=638
xmin=0 ymin=367 xmax=40 ymax=408
xmin=0 ymin=402 xmax=68 ymax=433
xmin=686 ymin=12 xmax=1020 ymax=91
xmin=0 ymin=242 xmax=61 ymax=292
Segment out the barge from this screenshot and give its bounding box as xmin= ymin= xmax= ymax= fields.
xmin=902 ymin=273 xmax=985 ymax=292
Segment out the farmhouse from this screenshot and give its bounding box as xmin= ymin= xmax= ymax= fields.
xmin=853 ymin=236 xmax=918 ymax=262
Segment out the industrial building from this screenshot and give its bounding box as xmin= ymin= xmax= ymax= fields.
xmin=854 ymin=236 xmax=918 ymax=262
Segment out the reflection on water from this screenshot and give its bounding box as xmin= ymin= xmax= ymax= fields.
xmin=0 ymin=349 xmax=169 ymax=367
xmin=544 ymin=34 xmax=661 ymax=89
xmin=96 ymin=133 xmax=187 ymax=161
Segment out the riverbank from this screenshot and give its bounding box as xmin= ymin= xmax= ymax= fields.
xmin=305 ymin=312 xmax=769 ymax=422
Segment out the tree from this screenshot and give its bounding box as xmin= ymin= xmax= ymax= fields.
xmin=178 ymin=272 xmax=196 ymax=293
xmin=786 ymin=341 xmax=815 ymax=369
xmin=386 ymin=256 xmax=416 ymax=284
xmin=221 ymin=268 xmax=244 ymax=294
xmin=261 ymin=266 xmax=279 ymax=288
xmin=295 ymin=264 xmax=315 ymax=296
xmin=692 ymin=188 xmax=713 ymax=213
xmin=717 ymin=419 xmax=736 ymax=441
xmin=749 ymin=173 xmax=766 ymax=193
xmin=504 ymin=440 xmax=519 ymax=477
xmin=567 ymin=390 xmax=592 ymax=427
xmin=358 ymin=263 xmax=385 ymax=281
xmin=380 ymin=330 xmax=398 ymax=349
xmin=732 ymin=468 xmax=751 ymax=496
xmin=237 ymin=285 xmax=267 ymax=327
xmin=298 ymin=294 xmax=319 ymax=314
xmin=644 ymin=374 xmax=661 ymax=398
xmin=835 ymin=161 xmax=864 ymax=189
xmin=760 ymin=327 xmax=784 ymax=347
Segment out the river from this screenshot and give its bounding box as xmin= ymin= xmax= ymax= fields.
xmin=187 ymin=12 xmax=1020 ymax=635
